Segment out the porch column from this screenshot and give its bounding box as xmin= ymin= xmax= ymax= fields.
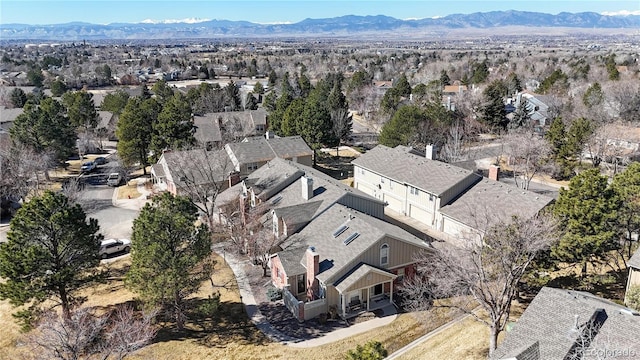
xmin=390 ymin=280 xmax=393 ymax=304
xmin=342 ymin=293 xmax=346 ymax=318
xmin=367 ymin=287 xmax=370 ymax=311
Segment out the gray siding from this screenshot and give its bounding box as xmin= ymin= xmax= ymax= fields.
xmin=338 ymin=193 xmax=385 ymax=219
xmin=440 ymin=173 xmax=481 ymax=205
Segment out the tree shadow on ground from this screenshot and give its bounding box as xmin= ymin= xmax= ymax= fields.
xmin=257 ymin=301 xmax=348 ymax=340
xmin=152 ymin=300 xmax=271 ymax=348
xmin=544 ymin=267 xmax=627 ymax=303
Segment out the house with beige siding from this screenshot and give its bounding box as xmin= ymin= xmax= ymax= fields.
xmin=352 ymin=145 xmax=553 ymax=240
xmin=626 ymin=248 xmax=640 ymax=305
xmin=270 ymin=202 xmax=431 ymax=321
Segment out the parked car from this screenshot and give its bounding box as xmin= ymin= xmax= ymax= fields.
xmin=80 ymin=161 xmax=96 ymax=172
xmin=107 ymin=173 xmax=122 ymax=186
xmin=94 ymin=157 xmax=107 ymax=165
xmin=99 ymin=238 xmax=131 ymax=259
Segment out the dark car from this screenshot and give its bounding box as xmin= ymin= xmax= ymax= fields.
xmin=94 ymin=157 xmax=107 ymax=165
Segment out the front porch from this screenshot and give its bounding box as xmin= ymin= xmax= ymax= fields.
xmin=343 ymin=292 xmax=396 ymax=319
xmin=334 ymin=263 xmax=398 ymax=320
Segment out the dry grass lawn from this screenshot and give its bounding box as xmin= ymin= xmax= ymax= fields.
xmin=1 ymin=253 xmax=453 ymax=360
xmin=400 ymin=301 xmax=528 ymax=360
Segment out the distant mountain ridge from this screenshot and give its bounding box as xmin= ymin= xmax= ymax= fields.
xmin=1 ymin=10 xmax=638 ymax=41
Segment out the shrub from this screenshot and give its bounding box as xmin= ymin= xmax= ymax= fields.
xmin=345 ymin=340 xmax=388 ymax=360
xmin=626 ymin=284 xmax=640 ymax=311
xmin=267 ymin=287 xmax=282 ymax=301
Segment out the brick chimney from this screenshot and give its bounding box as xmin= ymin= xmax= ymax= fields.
xmin=489 ymin=165 xmax=500 ymax=181
xmin=228 ymin=171 xmax=241 ymax=187
xmin=301 ymin=175 xmax=313 ymax=200
xmin=306 ymin=246 xmax=319 ymax=300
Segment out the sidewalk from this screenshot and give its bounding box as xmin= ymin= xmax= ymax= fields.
xmin=212 ymin=242 xmax=398 ymax=347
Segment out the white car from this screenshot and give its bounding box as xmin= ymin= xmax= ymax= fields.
xmin=99 ymin=238 xmax=131 ymax=259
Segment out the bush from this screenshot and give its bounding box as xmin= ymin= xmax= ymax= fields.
xmin=345 ymin=340 xmax=388 ymax=360
xmin=267 ymin=287 xmax=282 ymax=301
xmin=626 ymin=284 xmax=640 ymax=311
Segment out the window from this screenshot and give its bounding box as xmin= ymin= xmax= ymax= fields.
xmin=247 ymin=162 xmax=259 ymax=171
xmin=373 ymin=284 xmax=383 ymax=295
xmin=297 ymin=274 xmax=306 ymax=294
xmin=396 ymin=267 xmax=405 ymax=282
xmin=410 ymin=186 xmax=419 ymax=195
xmin=380 ymin=243 xmax=389 ymax=266
xmin=389 ymin=181 xmax=393 ymax=189
xmin=380 ymin=177 xmax=385 ymax=183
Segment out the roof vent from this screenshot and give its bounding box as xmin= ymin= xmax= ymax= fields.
xmin=271 ymin=196 xmax=283 ymax=205
xmin=343 ymin=232 xmax=360 ymax=245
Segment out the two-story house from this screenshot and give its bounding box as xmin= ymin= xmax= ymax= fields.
xmin=224 ymin=135 xmax=313 ymax=177
xmin=352 ymin=145 xmax=553 ymax=240
xmin=270 ymin=202 xmax=431 ymax=321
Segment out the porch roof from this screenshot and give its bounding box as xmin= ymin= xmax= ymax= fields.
xmin=334 ymin=263 xmax=397 ymax=294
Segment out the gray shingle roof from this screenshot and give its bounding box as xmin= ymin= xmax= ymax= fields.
xmin=629 ymin=247 xmax=640 ymax=269
xmin=276 ymin=247 xmax=306 ymax=277
xmin=351 ymin=145 xmax=475 ymax=196
xmin=278 ymin=202 xmax=430 ymax=284
xmin=193 ymin=114 xmax=222 ymax=145
xmin=162 ymin=148 xmax=233 ymax=187
xmin=97 ymin=111 xmax=115 ymax=129
xmin=439 ymin=179 xmax=553 ymax=228
xmin=225 ymin=136 xmax=311 ymax=166
xmin=493 ymin=287 xmax=640 ymax=360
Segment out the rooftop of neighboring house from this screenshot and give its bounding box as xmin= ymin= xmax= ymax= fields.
xmin=193 ymin=113 xmax=223 ymax=145
xmin=160 ymin=148 xmax=233 ymax=186
xmin=492 ymin=287 xmax=640 ymax=360
xmin=225 ymin=135 xmax=313 ymax=165
xmin=96 ymin=111 xmax=115 ymax=129
xmin=443 ymin=84 xmax=468 ymax=94
xmin=352 ymin=144 xmax=478 ymax=196
xmin=0 ymin=106 xmax=24 ymax=129
xmin=219 ymin=157 xmax=383 ymax=227
xmin=277 ymin=202 xmax=430 ymax=284
xmin=629 ymin=247 xmax=640 ymax=270
xmin=439 ymin=178 xmax=554 ymax=228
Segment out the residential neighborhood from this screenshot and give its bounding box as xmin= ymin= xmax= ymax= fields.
xmin=1 ymin=7 xmax=640 ymax=360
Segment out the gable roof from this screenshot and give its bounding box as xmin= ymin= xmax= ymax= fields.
xmin=352 ymin=145 xmax=476 ymax=196
xmin=224 ymin=136 xmax=313 ymax=166
xmin=279 ymin=202 xmax=430 ymax=284
xmin=439 ymin=179 xmax=553 ymax=228
xmin=161 ymin=148 xmax=233 ymax=187
xmin=493 ymin=287 xmax=640 ymax=360
xmin=0 ymin=106 xmax=23 ymax=131
xmin=334 ymin=263 xmax=397 ymax=293
xmin=96 ymin=111 xmax=115 ymax=129
xmin=193 ymin=113 xmax=223 ymax=145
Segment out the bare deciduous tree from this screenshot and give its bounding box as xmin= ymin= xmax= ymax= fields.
xmin=504 ymin=129 xmax=551 ymax=190
xmin=440 ymin=120 xmax=468 ymax=163
xmin=401 ymin=214 xmax=558 ymax=357
xmin=164 ymin=148 xmax=235 ymax=230
xmin=0 ymin=143 xmax=50 ymax=202
xmin=25 ymin=305 xmax=156 ymax=360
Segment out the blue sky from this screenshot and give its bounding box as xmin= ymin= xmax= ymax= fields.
xmin=2 ymin=0 xmax=639 ymax=25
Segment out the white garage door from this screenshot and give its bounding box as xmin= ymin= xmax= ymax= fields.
xmin=356 ymin=182 xmax=375 ymax=197
xmin=383 ymin=194 xmax=403 ymax=213
xmin=409 ymin=204 xmax=431 ymax=225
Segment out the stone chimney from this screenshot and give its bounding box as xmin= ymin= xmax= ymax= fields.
xmin=306 ymin=246 xmax=319 ymax=300
xmin=301 ymin=175 xmax=313 ymax=200
xmin=426 ymin=144 xmax=438 ymax=160
xmin=228 ymin=171 xmax=241 ymax=187
xmin=489 ymin=165 xmax=500 ymax=181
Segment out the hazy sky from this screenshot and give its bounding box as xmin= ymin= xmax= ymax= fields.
xmin=2 ymin=0 xmax=639 ymax=25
